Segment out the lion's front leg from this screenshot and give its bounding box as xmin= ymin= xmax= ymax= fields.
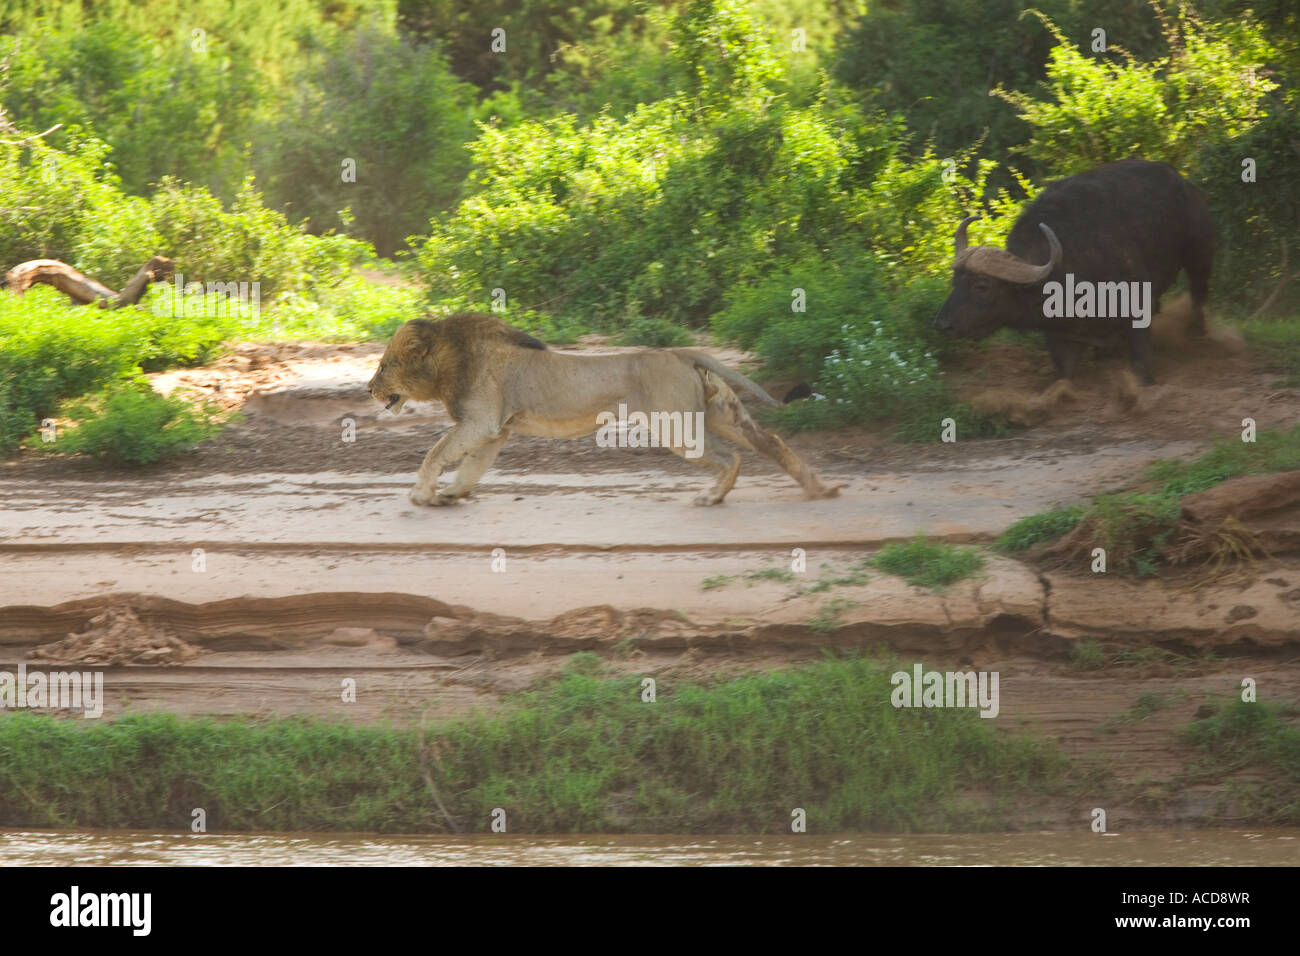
xmin=410 ymin=425 xmax=502 ymax=507
xmin=440 ymin=432 xmax=510 ymax=501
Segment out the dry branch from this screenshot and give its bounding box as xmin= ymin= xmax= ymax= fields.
xmin=0 ymin=121 xmax=63 ymax=146
xmin=2 ymin=256 xmax=174 ymax=307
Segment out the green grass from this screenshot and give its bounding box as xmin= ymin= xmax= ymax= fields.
xmin=0 ymin=711 xmax=434 ymax=832
xmin=704 ymin=560 xmax=867 ymax=597
xmin=1098 ymin=691 xmax=1179 ymax=734
xmin=0 ymin=653 xmax=1068 ymax=833
xmin=417 ymin=653 xmax=1066 ymax=832
xmin=1179 ymin=697 xmax=1300 ymax=824
xmin=1069 ymin=639 xmax=1106 ymax=671
xmin=1085 ymin=491 xmax=1183 ymax=575
xmin=996 ymin=506 xmax=1086 ymax=554
xmin=1144 ymin=421 xmax=1300 ymax=496
xmin=872 ymin=535 xmax=986 ymax=590
xmin=995 ymin=423 xmax=1300 ymax=573
xmin=1182 ymin=698 xmax=1300 ymax=775
xmin=809 ymin=598 xmax=854 ymax=632
xmin=701 ymin=574 xmax=735 ymax=591
xmin=700 ymin=566 xmax=797 ymax=591
xmin=1126 ymin=693 xmax=1174 ymax=722
xmin=744 ymin=567 xmax=796 ymax=585
xmin=1072 ymin=641 xmax=1220 ymax=674
xmin=805 ymin=559 xmax=872 ymax=593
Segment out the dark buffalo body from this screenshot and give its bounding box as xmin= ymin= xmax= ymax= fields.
xmin=933 ymin=159 xmax=1215 ymax=384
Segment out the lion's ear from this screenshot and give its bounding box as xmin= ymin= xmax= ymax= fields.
xmin=397 ymin=323 xmax=432 ymax=361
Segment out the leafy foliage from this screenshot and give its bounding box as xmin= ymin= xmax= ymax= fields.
xmin=254 ymin=24 xmax=476 ymax=257
xmin=38 ymin=382 xmax=232 ymax=465
xmin=0 ymin=137 xmax=368 ymax=300
xmin=993 ymin=7 xmax=1297 ymax=314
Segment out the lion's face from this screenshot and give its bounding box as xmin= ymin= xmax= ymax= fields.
xmin=368 ymin=321 xmax=436 ymax=413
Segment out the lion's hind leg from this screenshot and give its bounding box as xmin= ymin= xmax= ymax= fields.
xmin=665 ymin=431 xmax=741 ymax=506
xmin=702 ymin=372 xmax=842 ymax=500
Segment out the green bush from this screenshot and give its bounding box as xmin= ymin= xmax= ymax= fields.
xmin=0 ymin=135 xmax=368 ymax=303
xmin=1144 ymin=421 xmax=1300 ymax=495
xmin=255 ymin=24 xmax=476 ymax=256
xmin=0 ymin=273 xmax=417 ymax=453
xmin=415 ymin=2 xmax=1010 ymax=337
xmin=0 ymin=287 xmax=147 ymax=451
xmin=714 ymin=255 xmax=948 ymax=373
xmin=414 ymin=1 xmax=1033 ymax=435
xmin=38 ymin=383 xmax=232 ymax=465
xmin=0 ymin=21 xmax=260 ymax=201
xmin=833 ymin=0 xmax=1172 ymax=175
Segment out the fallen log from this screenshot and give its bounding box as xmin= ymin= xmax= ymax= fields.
xmin=2 ymin=256 xmax=174 ymax=307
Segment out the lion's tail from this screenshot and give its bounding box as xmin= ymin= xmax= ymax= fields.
xmin=674 ymin=350 xmax=781 ymax=407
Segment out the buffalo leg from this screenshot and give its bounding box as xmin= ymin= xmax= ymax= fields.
xmin=1127 ymin=327 xmax=1156 ymax=385
xmin=1045 ymin=332 xmax=1079 ymax=380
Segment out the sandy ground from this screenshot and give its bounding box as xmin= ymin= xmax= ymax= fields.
xmin=1 ymin=325 xmax=1298 ymax=828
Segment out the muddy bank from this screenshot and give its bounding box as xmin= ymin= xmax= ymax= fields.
xmin=1 ymin=333 xmax=1297 ymax=831
xmin=4 ymin=554 xmax=1298 ymax=653
xmin=1 ymin=552 xmax=1297 ymax=831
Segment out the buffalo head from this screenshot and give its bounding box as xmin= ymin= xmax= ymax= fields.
xmin=933 ymin=216 xmax=1063 ymax=338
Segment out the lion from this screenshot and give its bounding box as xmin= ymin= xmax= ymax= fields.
xmin=366 ymin=313 xmax=843 ymax=507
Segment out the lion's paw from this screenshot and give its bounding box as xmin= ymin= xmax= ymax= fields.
xmin=409 ymin=487 xmax=445 ymax=507
xmin=692 ymin=492 xmax=725 ymax=507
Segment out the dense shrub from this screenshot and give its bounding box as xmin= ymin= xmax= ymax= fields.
xmin=411 ymin=1 xmax=1042 ymax=431
xmin=36 ymin=383 xmax=232 ymax=465
xmin=833 ymin=0 xmax=1173 ymax=172
xmin=0 ymin=135 xmax=368 ymax=301
xmin=0 ymin=287 xmax=148 ymax=450
xmin=254 ymin=25 xmax=477 ymax=256
xmin=3 ymin=0 xmax=1297 ymax=450
xmin=0 ymin=21 xmax=260 ymax=199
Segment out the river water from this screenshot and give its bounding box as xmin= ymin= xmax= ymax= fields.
xmin=2 ymin=829 xmax=1296 ymax=866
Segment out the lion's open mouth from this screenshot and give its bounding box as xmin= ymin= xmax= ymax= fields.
xmin=384 ymin=394 xmax=402 ymax=410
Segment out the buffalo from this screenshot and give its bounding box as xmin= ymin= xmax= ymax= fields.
xmin=933 ymin=159 xmax=1214 ymax=384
